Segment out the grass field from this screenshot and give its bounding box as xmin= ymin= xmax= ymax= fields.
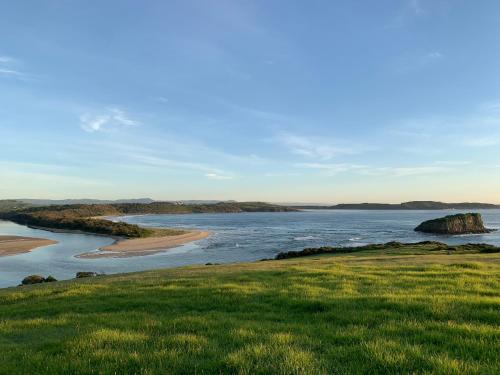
xmin=0 ymin=243 xmax=499 ymax=374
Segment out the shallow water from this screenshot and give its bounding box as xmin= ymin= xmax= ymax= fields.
xmin=1 ymin=209 xmax=499 ymax=288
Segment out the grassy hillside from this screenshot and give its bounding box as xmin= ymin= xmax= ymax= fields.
xmin=0 ymin=243 xmax=499 ymax=374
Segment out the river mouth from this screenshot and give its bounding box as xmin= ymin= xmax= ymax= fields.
xmin=1 ymin=209 xmax=500 ymax=288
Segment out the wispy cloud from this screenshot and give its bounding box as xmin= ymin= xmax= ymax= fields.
xmin=278 ymin=133 xmax=364 ymax=160
xmin=408 ymin=0 xmax=425 ymax=15
xmin=420 ymin=51 xmax=443 ymax=64
xmin=127 ymin=153 xmax=225 ymax=174
xmin=80 ymin=108 xmax=139 ymax=132
xmin=395 ymin=51 xmax=444 ymax=74
xmin=386 ymin=0 xmax=429 ymax=28
xmin=0 ymin=56 xmax=27 ymax=78
xmin=295 ymin=162 xmax=451 ymax=177
xmin=435 ymin=160 xmax=471 ymax=166
xmin=361 ymin=166 xmax=448 ymax=177
xmin=205 ymin=173 xmax=233 ymax=180
xmin=389 ymin=100 xmax=500 ymax=149
xmin=461 ymin=136 xmax=500 ymax=147
xmin=0 ymin=68 xmax=25 ymax=77
xmin=480 ymin=100 xmax=500 ymax=113
xmin=294 ymin=163 xmax=366 ymax=175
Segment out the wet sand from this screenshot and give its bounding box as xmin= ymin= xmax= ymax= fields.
xmin=77 ymin=230 xmax=210 ymax=258
xmin=0 ymin=235 xmax=58 ymax=257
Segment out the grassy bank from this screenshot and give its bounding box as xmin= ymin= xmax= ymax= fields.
xmin=0 ymin=243 xmax=499 ymax=374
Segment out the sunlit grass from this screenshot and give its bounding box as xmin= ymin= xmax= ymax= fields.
xmin=0 ymin=245 xmax=499 ymax=374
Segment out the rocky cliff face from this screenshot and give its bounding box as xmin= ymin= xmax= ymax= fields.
xmin=414 ymin=213 xmax=492 ymax=234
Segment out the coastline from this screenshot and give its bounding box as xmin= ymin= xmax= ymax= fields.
xmin=77 ymin=230 xmax=210 ymax=258
xmin=0 ymin=235 xmax=58 ymax=257
xmin=27 ymin=225 xmax=123 ymax=240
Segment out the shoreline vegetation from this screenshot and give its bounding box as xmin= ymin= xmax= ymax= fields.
xmin=1 ymin=241 xmax=499 ymax=373
xmin=0 ymin=235 xmax=58 ymax=257
xmin=274 ymin=240 xmax=500 ymax=260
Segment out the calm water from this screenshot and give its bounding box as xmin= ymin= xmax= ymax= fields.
xmin=1 ymin=209 xmax=499 ymax=288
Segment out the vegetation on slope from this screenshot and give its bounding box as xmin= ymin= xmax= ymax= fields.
xmin=0 ymin=202 xmax=297 ymax=238
xmin=275 ymin=241 xmax=500 ymax=259
xmin=0 ymin=243 xmax=499 ymax=374
xmin=0 ymin=200 xmax=33 ymax=213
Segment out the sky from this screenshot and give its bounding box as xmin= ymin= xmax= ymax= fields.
xmin=1 ymin=0 xmax=500 ymax=203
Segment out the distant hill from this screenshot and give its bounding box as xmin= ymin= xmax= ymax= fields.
xmin=17 ymin=198 xmax=156 ymax=206
xmin=294 ymin=201 xmax=500 ymax=210
xmin=0 ymin=200 xmax=33 ymax=213
xmin=0 ymin=201 xmax=298 ymax=238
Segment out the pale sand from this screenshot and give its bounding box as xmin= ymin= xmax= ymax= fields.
xmin=77 ymin=230 xmax=210 ymax=259
xmin=0 ymin=235 xmax=58 ymax=257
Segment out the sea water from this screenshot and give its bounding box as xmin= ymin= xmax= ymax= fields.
xmin=1 ymin=209 xmax=499 ymax=288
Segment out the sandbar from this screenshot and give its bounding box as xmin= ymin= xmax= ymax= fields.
xmin=77 ymin=230 xmax=210 ymax=258
xmin=0 ymin=235 xmax=58 ymax=257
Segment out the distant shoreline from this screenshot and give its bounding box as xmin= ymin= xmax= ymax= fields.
xmin=293 ymin=202 xmax=500 ymax=210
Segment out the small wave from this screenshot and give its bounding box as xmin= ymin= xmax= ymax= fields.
xmin=348 ymin=237 xmax=362 ymax=241
xmin=294 ymin=236 xmax=319 ymax=241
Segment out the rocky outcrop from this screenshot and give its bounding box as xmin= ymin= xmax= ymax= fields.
xmin=21 ymin=275 xmax=57 ymax=285
xmin=414 ymin=213 xmax=493 ymax=235
xmin=76 ymin=271 xmax=98 ymax=278
xmin=21 ymin=275 xmax=46 ymax=285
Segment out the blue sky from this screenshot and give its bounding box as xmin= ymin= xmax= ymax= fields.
xmin=1 ymin=0 xmax=499 ymax=203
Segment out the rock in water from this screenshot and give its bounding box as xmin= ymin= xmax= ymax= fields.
xmin=415 ymin=213 xmax=492 ymax=234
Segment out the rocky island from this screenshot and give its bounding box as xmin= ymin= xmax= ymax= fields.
xmin=414 ymin=213 xmax=493 ymax=234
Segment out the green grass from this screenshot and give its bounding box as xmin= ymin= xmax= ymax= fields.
xmin=0 ymin=244 xmax=499 ymax=374
xmin=146 ymin=227 xmax=189 ymax=237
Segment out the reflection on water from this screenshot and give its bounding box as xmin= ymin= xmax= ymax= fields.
xmin=1 ymin=209 xmax=500 ymax=288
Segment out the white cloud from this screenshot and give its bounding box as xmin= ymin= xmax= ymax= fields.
xmin=80 ymin=107 xmax=139 ymax=132
xmin=0 ymin=56 xmax=13 ymax=63
xmin=205 ymin=173 xmax=233 ymax=180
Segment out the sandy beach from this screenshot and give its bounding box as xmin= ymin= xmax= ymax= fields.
xmin=77 ymin=230 xmax=210 ymax=258
xmin=0 ymin=235 xmax=58 ymax=257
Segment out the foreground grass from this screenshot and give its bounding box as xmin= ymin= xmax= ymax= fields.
xmin=0 ymin=245 xmax=499 ymax=374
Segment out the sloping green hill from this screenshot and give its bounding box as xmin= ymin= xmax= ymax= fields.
xmin=0 ymin=243 xmax=499 ymax=374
